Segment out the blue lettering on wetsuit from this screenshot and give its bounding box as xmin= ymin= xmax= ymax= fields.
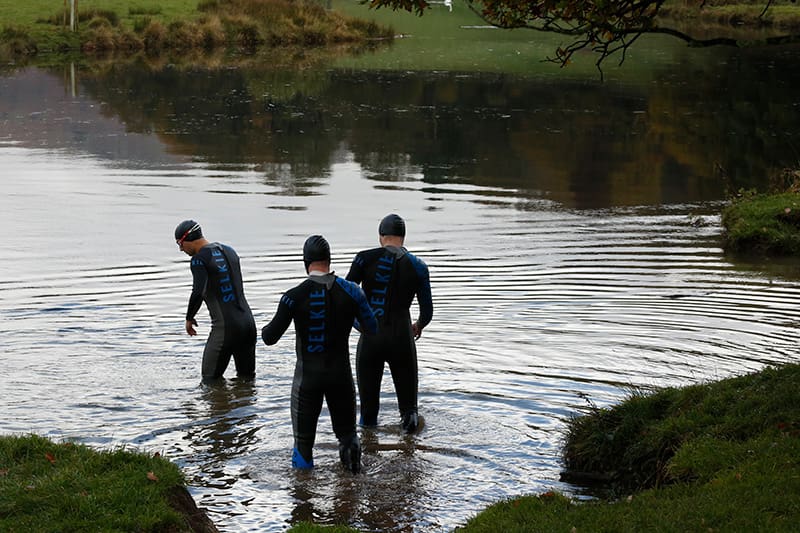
xmin=308 ymin=288 xmax=326 ymax=353
xmin=370 ymin=254 xmax=394 ymax=317
xmin=212 ymin=248 xmax=237 ymax=304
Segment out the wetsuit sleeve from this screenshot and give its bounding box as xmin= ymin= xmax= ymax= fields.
xmin=335 ymin=278 xmax=378 ymax=335
xmin=413 ymin=258 xmax=433 ymax=330
xmin=345 ymin=253 xmax=365 ymax=284
xmin=186 ymin=257 xmax=208 ymax=321
xmin=262 ymin=293 xmax=294 ymax=345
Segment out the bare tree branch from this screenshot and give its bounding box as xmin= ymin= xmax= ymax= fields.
xmin=759 ymin=0 xmax=774 ymax=19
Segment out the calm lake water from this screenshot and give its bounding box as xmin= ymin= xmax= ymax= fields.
xmin=2 ymin=7 xmax=800 ymax=531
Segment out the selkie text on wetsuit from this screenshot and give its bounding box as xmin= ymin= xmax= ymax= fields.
xmin=346 ymin=245 xmax=432 ymax=426
xmin=187 ymin=242 xmax=256 ymax=381
xmin=261 ymin=273 xmax=377 ymax=467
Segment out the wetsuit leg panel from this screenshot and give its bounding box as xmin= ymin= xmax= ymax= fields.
xmin=325 ymin=367 xmax=357 ymax=444
xmin=292 ymin=363 xmax=323 ymax=463
xmin=356 ymin=335 xmax=385 ymax=426
xmin=202 ymin=327 xmax=232 ymax=381
xmin=387 ymin=331 xmax=418 ymax=417
xmin=231 ymin=320 xmax=257 ymax=378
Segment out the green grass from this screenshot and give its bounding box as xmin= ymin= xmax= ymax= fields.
xmin=328 ymin=0 xmax=800 ymax=80
xmin=721 ymin=190 xmax=800 ymax=256
xmin=0 ymin=434 xmax=192 ymax=531
xmin=331 ymin=0 xmax=597 ymax=76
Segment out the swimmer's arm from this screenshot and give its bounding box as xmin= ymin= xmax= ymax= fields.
xmin=414 ymin=263 xmax=433 ymax=335
xmin=185 ymin=259 xmax=207 ymax=335
xmin=262 ymin=295 xmax=293 ymax=345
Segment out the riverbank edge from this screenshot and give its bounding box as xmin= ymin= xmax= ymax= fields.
xmin=5 ymin=1 xmax=800 ymax=60
xmin=0 ymin=434 xmax=217 ymax=532
xmin=659 ymin=3 xmax=800 ymax=31
xmin=287 ymin=363 xmax=800 ymax=532
xmin=721 ymin=189 xmax=800 ymax=256
xmin=0 ymin=0 xmax=394 ymax=58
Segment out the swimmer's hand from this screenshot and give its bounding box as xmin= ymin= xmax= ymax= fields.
xmin=412 ymin=321 xmax=422 ymax=340
xmin=186 ymin=318 xmax=198 ymax=336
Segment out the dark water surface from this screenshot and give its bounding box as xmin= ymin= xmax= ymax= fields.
xmin=2 ymin=38 xmax=800 ymax=532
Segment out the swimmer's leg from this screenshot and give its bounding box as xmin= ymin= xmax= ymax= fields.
xmin=201 ymin=327 xmax=231 ymax=383
xmin=388 ymin=337 xmax=419 ymax=433
xmin=356 ymin=336 xmax=384 ymax=427
xmin=291 ymin=365 xmax=322 ymax=469
xmin=326 ymin=372 xmax=360 ymax=473
xmin=231 ymin=323 xmax=256 ymax=380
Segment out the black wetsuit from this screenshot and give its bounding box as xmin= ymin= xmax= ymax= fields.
xmin=262 ymin=273 xmax=377 ymax=467
xmin=186 ymin=243 xmax=256 ymax=381
xmin=346 ymin=246 xmax=432 ymax=427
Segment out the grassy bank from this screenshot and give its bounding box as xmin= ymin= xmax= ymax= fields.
xmin=721 ymin=187 xmax=800 ymax=256
xmin=0 ymin=434 xmax=213 ymax=532
xmin=0 ymin=0 xmax=393 ymax=57
xmin=460 ymin=363 xmax=800 ymax=532
xmin=659 ymin=0 xmax=800 ymax=32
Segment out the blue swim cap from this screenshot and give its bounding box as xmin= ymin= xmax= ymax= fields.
xmin=379 ymin=214 xmax=405 ymax=237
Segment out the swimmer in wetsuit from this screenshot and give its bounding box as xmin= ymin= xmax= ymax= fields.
xmin=176 ymin=220 xmax=256 ymax=383
xmin=262 ymin=235 xmax=377 ymax=473
xmin=346 ymin=214 xmax=433 ymax=433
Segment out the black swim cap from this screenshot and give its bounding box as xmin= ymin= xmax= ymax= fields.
xmin=175 ymin=220 xmax=202 ymax=242
xmin=379 ymin=214 xmax=405 ymax=237
xmin=303 ymin=235 xmax=331 ymax=271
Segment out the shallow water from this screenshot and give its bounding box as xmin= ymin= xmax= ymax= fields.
xmin=2 ymin=41 xmax=800 ymax=532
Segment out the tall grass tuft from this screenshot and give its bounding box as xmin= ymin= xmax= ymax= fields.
xmin=219 ymin=15 xmax=263 ymax=47
xmin=115 ymin=30 xmax=146 ymax=52
xmin=82 ymin=24 xmax=116 ymax=52
xmin=140 ymin=19 xmax=168 ymax=52
xmin=166 ymin=20 xmax=203 ymax=50
xmin=197 ymin=16 xmax=227 ymax=49
xmin=203 ymin=0 xmax=393 ymax=45
xmin=562 ymin=364 xmax=800 ymax=491
xmin=0 ymin=27 xmax=38 ymax=55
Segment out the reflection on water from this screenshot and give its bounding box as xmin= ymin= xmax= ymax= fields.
xmin=184 ymin=380 xmax=260 ymax=476
xmin=4 ymin=42 xmax=800 ymax=209
xmin=1 ymin=44 xmax=800 ymax=532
